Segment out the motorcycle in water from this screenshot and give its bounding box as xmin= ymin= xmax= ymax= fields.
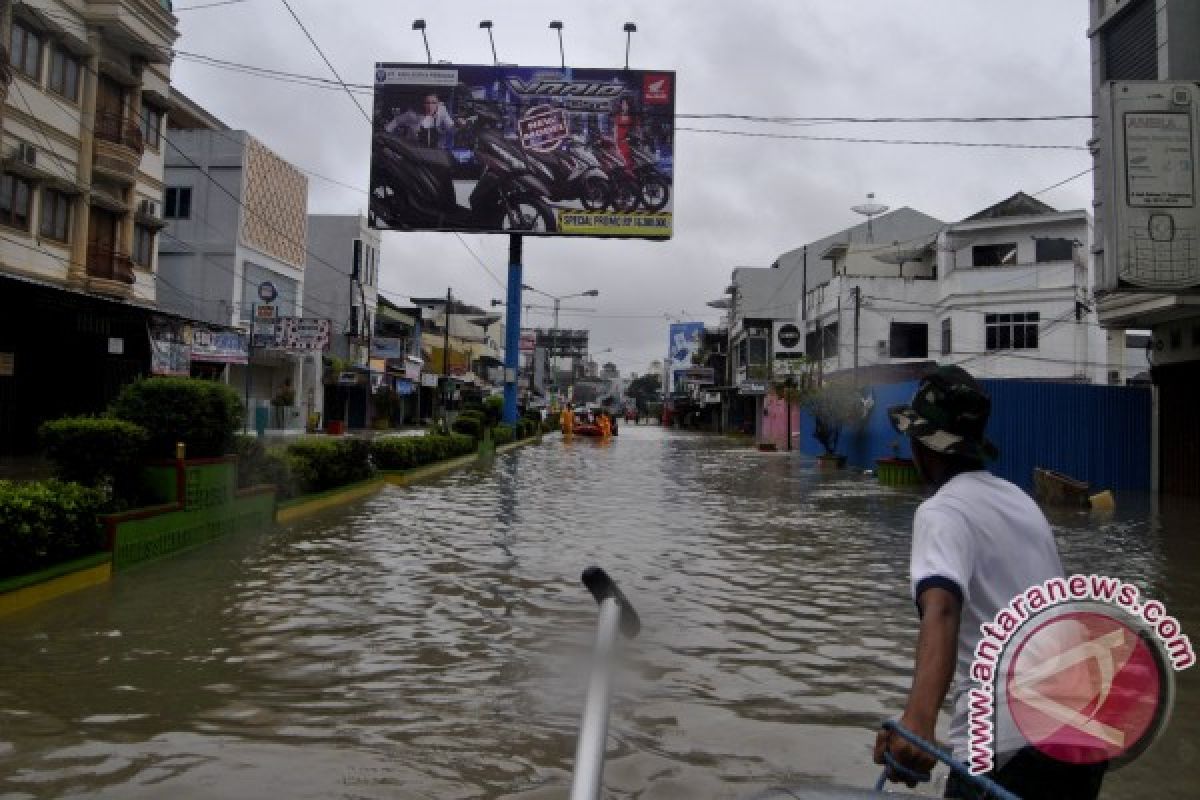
xmin=522 ymin=136 xmax=613 ymax=212
xmin=370 ymin=105 xmax=557 ymax=233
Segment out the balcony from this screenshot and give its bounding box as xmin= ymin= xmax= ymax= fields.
xmin=93 ymin=113 xmax=144 ymax=184
xmin=85 ymin=247 xmax=136 ymax=297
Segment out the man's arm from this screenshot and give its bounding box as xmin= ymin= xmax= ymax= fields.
xmin=873 ymin=586 xmax=962 ymax=784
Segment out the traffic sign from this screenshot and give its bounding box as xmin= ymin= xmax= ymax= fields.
xmin=257 ymin=281 xmax=278 ymax=304
xmin=256 ymin=305 xmax=277 ymax=320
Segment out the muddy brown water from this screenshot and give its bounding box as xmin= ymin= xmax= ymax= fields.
xmin=1 ymin=427 xmax=1196 ymax=798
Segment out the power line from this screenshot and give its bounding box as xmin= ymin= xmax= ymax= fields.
xmin=1032 ymin=166 xmax=1095 ymax=196
xmin=277 ymin=0 xmax=373 ymax=125
xmin=675 ymin=127 xmax=1087 ymax=151
xmin=677 ymin=113 xmax=1094 ymax=124
xmin=174 ymin=0 xmax=249 ymax=10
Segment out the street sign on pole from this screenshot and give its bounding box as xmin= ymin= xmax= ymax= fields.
xmin=256 ymin=305 xmax=277 ymax=321
xmin=258 ymin=281 xmax=278 ymax=304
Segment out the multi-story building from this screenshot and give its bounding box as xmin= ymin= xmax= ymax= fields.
xmin=0 ymin=0 xmax=178 ymax=453
xmin=158 ymin=91 xmax=315 ymax=430
xmin=805 ymin=193 xmax=1106 ymax=384
xmin=303 ymin=214 xmax=379 ymax=428
xmin=1088 ymin=0 xmax=1200 ymax=494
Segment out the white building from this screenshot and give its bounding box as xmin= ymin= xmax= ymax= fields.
xmin=804 ymin=193 xmax=1108 ymax=384
xmin=159 ymin=92 xmax=315 ymax=430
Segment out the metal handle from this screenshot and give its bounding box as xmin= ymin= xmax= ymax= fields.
xmin=569 ymin=568 xmax=640 ymax=800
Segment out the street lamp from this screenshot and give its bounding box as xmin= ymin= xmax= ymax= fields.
xmin=412 ymin=19 xmax=431 ymax=65
xmin=549 ymin=20 xmax=565 ymax=69
xmin=479 ymin=20 xmax=497 ymax=66
xmin=520 ymin=284 xmax=599 ymax=399
xmin=623 ymin=22 xmax=637 ymax=70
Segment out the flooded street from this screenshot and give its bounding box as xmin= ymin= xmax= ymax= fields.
xmin=1 ymin=427 xmax=1197 ymax=799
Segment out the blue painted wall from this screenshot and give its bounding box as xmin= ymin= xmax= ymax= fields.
xmin=798 ymin=379 xmax=1152 ymax=492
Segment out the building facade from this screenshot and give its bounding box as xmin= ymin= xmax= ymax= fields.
xmin=0 ymin=0 xmax=178 ymax=453
xmin=158 ymin=108 xmax=314 ymax=431
xmin=1088 ymin=0 xmax=1200 ymax=494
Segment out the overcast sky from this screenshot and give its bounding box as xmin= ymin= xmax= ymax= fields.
xmin=171 ymin=0 xmax=1093 ymax=374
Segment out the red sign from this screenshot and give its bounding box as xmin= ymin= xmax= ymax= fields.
xmin=518 ymin=106 xmax=570 ymax=153
xmin=1005 ymin=610 xmax=1169 ymax=766
xmin=643 ymin=73 xmax=671 ymax=105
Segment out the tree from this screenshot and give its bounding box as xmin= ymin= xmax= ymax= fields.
xmin=802 ymin=382 xmax=866 ymax=456
xmin=625 ymin=373 xmax=661 ymax=413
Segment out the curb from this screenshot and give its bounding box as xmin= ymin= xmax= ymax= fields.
xmin=0 ymin=553 xmax=112 ymax=617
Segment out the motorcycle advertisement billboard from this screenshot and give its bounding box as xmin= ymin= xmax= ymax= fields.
xmin=369 ymin=64 xmax=675 ymax=239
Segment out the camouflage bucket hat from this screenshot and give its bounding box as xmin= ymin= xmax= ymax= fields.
xmin=888 ymin=365 xmax=999 ymax=461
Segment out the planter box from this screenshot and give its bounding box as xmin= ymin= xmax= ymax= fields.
xmin=876 ymin=457 xmax=921 ymax=487
xmin=326 ymin=420 xmax=346 ymax=436
xmin=817 ymin=454 xmax=847 ymax=469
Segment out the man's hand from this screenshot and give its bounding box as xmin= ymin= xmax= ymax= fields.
xmin=873 ymin=714 xmax=939 ymax=787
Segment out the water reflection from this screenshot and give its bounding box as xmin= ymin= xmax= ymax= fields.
xmin=0 ymin=427 xmax=1194 ymax=799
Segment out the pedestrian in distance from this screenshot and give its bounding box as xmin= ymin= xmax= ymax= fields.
xmin=872 ymin=365 xmax=1105 ymax=800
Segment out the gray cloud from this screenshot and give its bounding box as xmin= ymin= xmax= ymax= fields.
xmin=171 ymin=0 xmax=1092 ymax=373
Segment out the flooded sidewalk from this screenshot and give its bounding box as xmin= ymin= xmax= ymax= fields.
xmin=0 ymin=427 xmax=1196 ymax=798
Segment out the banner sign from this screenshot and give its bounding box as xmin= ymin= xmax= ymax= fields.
xmin=519 ymin=329 xmax=537 ymax=352
xmin=275 ymin=317 xmax=332 ymax=352
xmin=148 ymin=321 xmax=191 ymax=376
xmin=371 ymin=336 xmax=404 ymax=359
xmin=191 ymin=329 xmax=248 ymax=364
xmin=667 ymin=322 xmax=704 ymax=390
xmin=369 ymin=63 xmax=675 ymax=239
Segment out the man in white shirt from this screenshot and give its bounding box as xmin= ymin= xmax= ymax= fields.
xmin=872 ymin=366 xmax=1106 ymax=799
xmin=384 ymin=92 xmax=456 ymax=148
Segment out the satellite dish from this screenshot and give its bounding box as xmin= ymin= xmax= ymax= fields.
xmin=850 ymin=193 xmax=890 ymax=242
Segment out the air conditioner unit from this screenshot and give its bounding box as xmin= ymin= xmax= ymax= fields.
xmin=16 ymin=142 xmax=36 ymax=168
xmin=877 ymin=340 xmax=888 ymax=357
xmin=138 ymin=199 xmax=158 ymax=218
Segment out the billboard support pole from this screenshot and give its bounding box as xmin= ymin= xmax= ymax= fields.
xmin=503 ymin=235 xmax=524 ymax=425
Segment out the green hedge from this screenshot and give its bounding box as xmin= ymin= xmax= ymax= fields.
xmin=370 ymin=433 xmax=477 ymax=471
xmin=234 ymin=435 xmax=296 ymax=499
xmin=109 ymin=377 xmax=242 ymax=458
xmin=284 ymin=438 xmax=373 ymax=494
xmin=492 ymin=424 xmax=515 ymax=446
xmin=0 ymin=480 xmax=106 ymax=580
xmin=39 ymin=417 xmax=148 ymax=502
xmin=451 ymin=415 xmax=482 ymax=439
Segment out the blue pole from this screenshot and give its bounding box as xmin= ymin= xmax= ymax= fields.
xmin=503 ymin=234 xmax=523 ymax=425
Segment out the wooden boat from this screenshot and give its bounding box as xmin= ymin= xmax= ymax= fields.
xmin=1033 ymin=467 xmax=1091 ymax=507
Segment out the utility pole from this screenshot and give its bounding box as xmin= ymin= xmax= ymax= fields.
xmin=852 ymin=286 xmax=861 ymax=383
xmin=244 ymin=303 xmax=255 ymax=433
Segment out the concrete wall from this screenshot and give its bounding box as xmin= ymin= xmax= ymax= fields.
xmin=304 ymin=214 xmax=380 ymax=362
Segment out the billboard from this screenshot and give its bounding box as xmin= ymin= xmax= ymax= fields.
xmin=667 ymin=322 xmax=704 ymax=391
xmin=1097 ymin=81 xmax=1200 ymax=291
xmin=369 ymin=64 xmax=674 ymax=239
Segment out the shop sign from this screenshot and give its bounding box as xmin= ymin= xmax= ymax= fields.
xmin=420 ymin=373 xmax=439 ymax=388
xmin=108 ymin=337 xmax=125 ymax=355
xmin=275 ymin=317 xmax=332 ymax=352
xmin=192 ymin=330 xmax=248 ymax=364
xmin=396 ymin=379 xmax=414 ymax=395
xmin=738 ymin=381 xmax=767 ymax=396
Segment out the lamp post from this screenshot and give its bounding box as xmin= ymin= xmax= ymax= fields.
xmin=412 ymin=19 xmax=431 ymax=64
xmin=521 ymin=284 xmax=598 ymax=399
xmin=549 ymin=20 xmax=565 ymax=69
xmin=479 ymin=20 xmax=498 ymax=66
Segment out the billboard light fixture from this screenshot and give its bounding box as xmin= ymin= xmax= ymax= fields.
xmin=479 ymin=20 xmax=498 ymax=66
xmin=623 ymin=22 xmax=637 ymax=69
xmin=412 ymin=19 xmax=431 ymax=64
xmin=549 ymin=20 xmax=565 ymax=69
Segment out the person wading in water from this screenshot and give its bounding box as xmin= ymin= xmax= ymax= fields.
xmin=873 ymin=366 xmax=1105 ymax=800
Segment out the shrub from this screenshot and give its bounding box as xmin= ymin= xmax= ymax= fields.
xmin=492 ymin=424 xmax=515 ymax=446
xmin=39 ymin=417 xmax=148 ymax=500
xmin=109 ymin=377 xmax=242 ymax=458
xmin=483 ymin=395 xmax=504 ymax=426
xmin=0 ymin=480 xmax=106 ymax=579
xmin=234 ymin=435 xmax=296 ymax=498
xmin=452 ymin=415 xmax=482 ymax=440
xmin=284 ymin=438 xmax=373 ymax=494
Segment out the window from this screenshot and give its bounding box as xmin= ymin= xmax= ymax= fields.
xmin=10 ymin=22 xmax=42 ymax=80
xmin=39 ymin=189 xmax=71 ymax=242
xmin=0 ymin=173 xmax=33 ymax=230
xmin=164 ymin=187 xmax=191 ymax=219
xmin=985 ymin=312 xmax=1040 ymax=351
xmin=1035 ymin=237 xmax=1075 ymax=263
xmin=132 ymin=224 xmax=154 ymax=267
xmin=973 ymin=243 xmax=1019 ymax=267
xmin=140 ymin=106 xmax=162 ymax=150
xmin=941 ymin=318 xmax=952 ymax=356
xmin=48 ymin=46 xmax=80 ymax=101
xmin=889 ymin=321 xmax=929 ymax=358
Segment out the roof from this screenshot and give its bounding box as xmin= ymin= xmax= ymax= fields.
xmin=167 ymin=88 xmax=230 ymax=132
xmin=963 ymin=192 xmax=1057 ymax=222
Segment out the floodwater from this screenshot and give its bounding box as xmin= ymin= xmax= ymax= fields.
xmin=0 ymin=427 xmax=1197 ymax=799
